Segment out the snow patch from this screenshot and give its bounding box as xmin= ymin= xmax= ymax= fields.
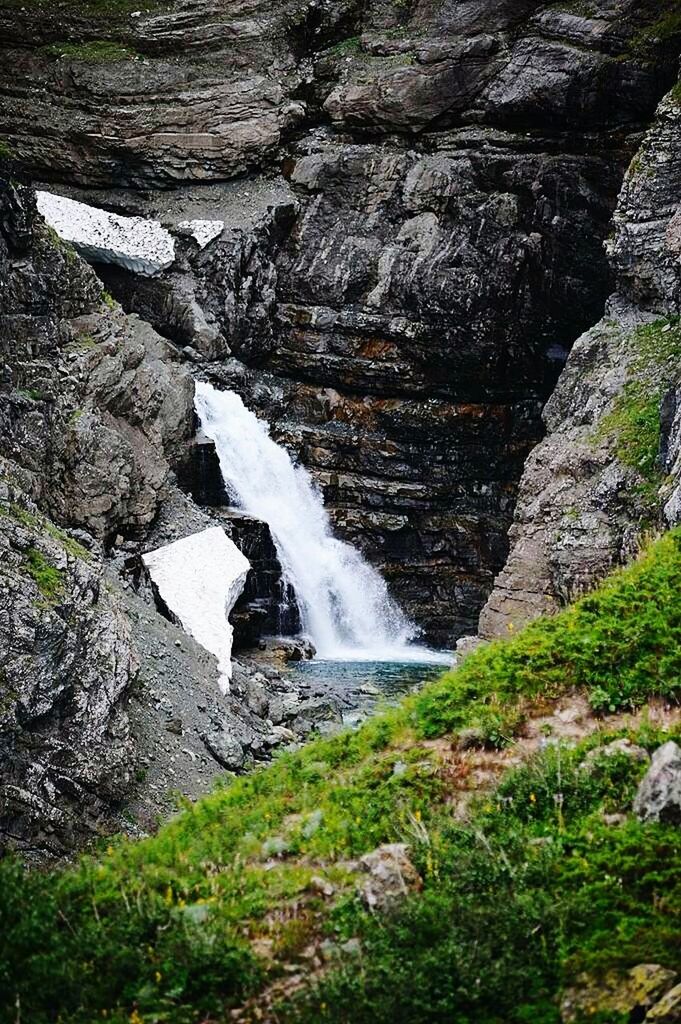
xmin=36 ymin=190 xmax=175 ymax=276
xmin=142 ymin=527 xmax=251 ymax=693
xmin=177 ymin=219 xmax=225 ymax=248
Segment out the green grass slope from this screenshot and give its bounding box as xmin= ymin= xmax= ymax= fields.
xmin=1 ymin=532 xmax=681 ymax=1024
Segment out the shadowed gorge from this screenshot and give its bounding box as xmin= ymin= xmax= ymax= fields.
xmin=1 ymin=0 xmax=681 ymax=1020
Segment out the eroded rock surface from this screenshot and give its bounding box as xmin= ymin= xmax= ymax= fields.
xmin=481 ymin=89 xmax=681 ymax=636
xmin=55 ymin=0 xmax=677 ymax=643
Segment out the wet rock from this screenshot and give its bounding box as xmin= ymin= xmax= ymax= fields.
xmin=633 ymin=742 xmax=681 ymax=825
xmin=271 ymin=637 xmax=316 ymax=663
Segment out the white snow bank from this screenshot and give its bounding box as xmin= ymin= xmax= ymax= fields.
xmin=177 ymin=219 xmax=225 ymax=248
xmin=142 ymin=527 xmax=251 ymax=693
xmin=36 ymin=190 xmax=175 ymax=276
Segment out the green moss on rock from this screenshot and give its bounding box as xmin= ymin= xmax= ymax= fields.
xmin=39 ymin=40 xmax=139 ymax=61
xmin=24 ymin=548 xmax=64 ymax=603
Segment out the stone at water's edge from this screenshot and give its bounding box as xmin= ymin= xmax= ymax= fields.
xmin=143 ymin=527 xmax=251 ymax=692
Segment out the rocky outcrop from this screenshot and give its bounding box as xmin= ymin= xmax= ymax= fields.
xmin=480 ymin=89 xmax=681 ymax=636
xmin=3 ymin=0 xmax=681 ymax=853
xmin=6 ymin=1 xmax=677 ymax=644
xmin=634 ymin=741 xmax=681 ymax=825
xmin=0 ymin=180 xmax=195 ymax=540
xmin=0 ymin=472 xmax=136 ymax=858
xmin=0 ymin=0 xmax=323 ymax=187
xmin=0 ymin=180 xmax=197 ymax=853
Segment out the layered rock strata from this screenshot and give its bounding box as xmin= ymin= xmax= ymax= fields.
xmin=480 ymin=89 xmax=681 ymax=636
xmin=35 ymin=0 xmax=678 ymax=643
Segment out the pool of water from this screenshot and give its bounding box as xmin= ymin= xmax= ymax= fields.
xmin=289 ymin=656 xmax=452 ymax=725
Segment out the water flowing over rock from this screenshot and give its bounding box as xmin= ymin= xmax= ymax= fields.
xmin=4 ymin=0 xmax=677 ymax=647
xmin=143 ymin=527 xmax=251 ymax=691
xmin=2 ymin=0 xmax=681 ymax=861
xmin=195 ymin=382 xmax=447 ymax=663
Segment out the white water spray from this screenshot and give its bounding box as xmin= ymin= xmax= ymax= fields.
xmin=195 ymin=382 xmax=447 ymax=663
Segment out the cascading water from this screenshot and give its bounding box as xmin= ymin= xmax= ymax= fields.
xmin=195 ymin=382 xmax=449 ymax=663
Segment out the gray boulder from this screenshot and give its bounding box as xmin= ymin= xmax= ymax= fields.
xmin=200 ymin=730 xmax=245 ymax=772
xmin=633 ymin=742 xmax=681 ymax=825
xmin=358 ymin=843 xmax=422 ymax=913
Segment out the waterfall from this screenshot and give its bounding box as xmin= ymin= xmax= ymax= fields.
xmin=195 ymin=382 xmax=446 ymax=663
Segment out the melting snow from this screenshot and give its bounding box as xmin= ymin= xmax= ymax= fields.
xmin=36 ymin=190 xmax=175 ymax=276
xmin=142 ymin=527 xmax=251 ymax=693
xmin=177 ymin=219 xmax=225 ymax=248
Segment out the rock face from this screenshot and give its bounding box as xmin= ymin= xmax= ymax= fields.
xmin=0 ymin=472 xmax=137 ymax=858
xmin=633 ymin=741 xmax=681 ymax=825
xmin=3 ymin=0 xmax=678 ymax=644
xmin=480 ymin=88 xmax=681 ymax=636
xmin=2 ymin=0 xmax=681 ymax=853
xmin=0 ymin=179 xmax=207 ymax=855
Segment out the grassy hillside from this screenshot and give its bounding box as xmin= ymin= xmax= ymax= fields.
xmin=1 ymin=531 xmax=681 ymax=1023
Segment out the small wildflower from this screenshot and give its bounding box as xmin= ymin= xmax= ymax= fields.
xmin=530 ymin=792 xmax=537 ymax=803
xmin=414 ymin=809 xmax=422 ymax=822
xmin=154 ymin=971 xmax=162 ymax=984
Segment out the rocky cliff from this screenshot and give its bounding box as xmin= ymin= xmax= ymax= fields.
xmin=480 ymin=87 xmax=681 ymax=636
xmin=0 ymin=184 xmax=334 ymax=856
xmin=2 ymin=0 xmax=681 ymax=853
xmin=7 ymin=0 xmax=677 ymax=642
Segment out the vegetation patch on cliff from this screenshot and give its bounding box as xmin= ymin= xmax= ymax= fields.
xmin=415 ymin=528 xmax=681 ymax=736
xmin=594 ymin=317 xmax=681 ymax=507
xmin=39 ymin=40 xmax=140 ymax=61
xmin=1 ymin=532 xmax=680 ymax=1023
xmin=23 ymin=548 xmax=64 ymax=603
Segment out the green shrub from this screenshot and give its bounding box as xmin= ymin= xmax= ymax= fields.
xmin=593 ymin=317 xmax=681 ymax=507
